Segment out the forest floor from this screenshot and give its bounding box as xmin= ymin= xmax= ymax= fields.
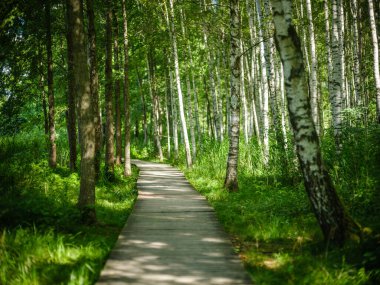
xmin=0 ymin=133 xmax=139 ymax=285
xmin=1 ymin=129 xmax=380 ymax=284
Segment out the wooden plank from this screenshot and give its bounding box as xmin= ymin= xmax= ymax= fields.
xmin=97 ymin=160 xmax=252 ymax=285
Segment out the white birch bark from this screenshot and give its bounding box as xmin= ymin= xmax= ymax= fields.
xmin=368 ymin=0 xmax=380 ymax=123
xmin=168 ymin=0 xmax=192 ymax=167
xmin=270 ymin=0 xmax=360 ymax=246
xmin=169 ymin=66 xmax=179 ymax=160
xmin=240 ymin=39 xmax=249 ymax=144
xmin=350 ymin=0 xmax=361 ymax=106
xmin=255 ymin=0 xmax=270 ymax=166
xmin=305 ymin=0 xmax=320 ymax=136
xmin=330 ymin=0 xmax=343 ymax=145
xmin=225 ymin=0 xmax=240 ymax=192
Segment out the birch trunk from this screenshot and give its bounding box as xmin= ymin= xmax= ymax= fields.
xmin=255 ymin=0 xmax=270 ymax=166
xmin=147 ymin=50 xmax=164 ymax=162
xmin=122 ymin=0 xmax=131 ymax=176
xmin=338 ymin=0 xmax=347 ymax=109
xmin=165 ymin=69 xmax=171 ymax=160
xmin=350 ymin=0 xmax=361 ymax=105
xmin=240 ymin=39 xmax=249 ymax=144
xmin=271 ymin=0 xmax=360 ymax=245
xmin=68 ymin=0 xmax=96 ymax=224
xmin=305 ymin=0 xmax=320 ymax=136
xmin=168 ymin=0 xmax=192 ymax=167
xmin=330 ymin=0 xmax=343 ymax=146
xmin=136 ymin=67 xmax=148 ymax=144
xmin=225 ymin=0 xmax=240 ymax=192
xmin=169 ymin=67 xmax=179 ymax=160
xmin=246 ymin=0 xmax=261 ymax=143
xmin=368 ymin=0 xmax=380 ymax=123
xmin=180 ymin=10 xmax=197 ymax=161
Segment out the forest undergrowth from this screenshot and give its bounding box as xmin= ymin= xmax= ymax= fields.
xmin=0 ymin=129 xmax=139 ymax=285
xmin=132 ymin=125 xmax=380 ymax=285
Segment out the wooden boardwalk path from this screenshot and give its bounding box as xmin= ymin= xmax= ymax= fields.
xmin=97 ymin=160 xmax=252 ymax=285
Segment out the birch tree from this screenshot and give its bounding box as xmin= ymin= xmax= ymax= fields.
xmin=225 ymin=0 xmax=240 ymax=192
xmin=305 ymin=0 xmax=320 ymax=136
xmin=255 ymin=0 xmax=270 ymax=166
xmin=167 ymin=0 xmax=192 ymax=167
xmin=368 ymin=0 xmax=380 ymax=123
xmin=330 ymin=0 xmax=343 ymax=146
xmin=271 ymin=0 xmax=360 ymax=245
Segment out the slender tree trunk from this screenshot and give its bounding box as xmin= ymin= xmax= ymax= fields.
xmin=368 ymin=0 xmax=380 ymax=123
xmin=271 ymin=0 xmax=361 ymax=245
xmin=188 ymin=49 xmax=201 ymax=141
xmin=180 ymin=10 xmax=197 ymax=161
xmin=113 ymin=10 xmax=122 ymax=166
xmin=165 ymin=68 xmax=171 ymax=160
xmin=121 ymin=0 xmax=131 ymax=176
xmin=68 ymin=0 xmax=96 ymax=224
xmin=168 ymin=0 xmax=192 ymax=167
xmin=167 ymin=62 xmax=179 ymax=161
xmin=338 ymin=0 xmax=347 ymax=109
xmin=40 ymin=73 xmax=49 ymax=135
xmin=305 ymin=0 xmax=320 ymax=136
xmin=147 ymin=50 xmax=164 ymax=161
xmin=45 ymin=0 xmax=57 ymax=168
xmin=105 ymin=0 xmax=114 ymax=179
xmin=225 ymin=0 xmax=240 ymax=192
xmin=86 ymin=0 xmax=102 ymax=179
xmin=136 ymin=67 xmax=148 ymax=144
xmin=350 ymin=0 xmax=361 ymax=106
xmin=240 ymin=39 xmax=249 ymax=144
xmin=246 ymin=0 xmax=261 ymax=143
xmin=255 ymin=0 xmax=270 ymax=166
xmin=325 ymin=0 xmax=333 ymax=129
xmin=65 ymin=3 xmax=77 ymax=171
xmin=330 ymin=0 xmax=343 ymax=146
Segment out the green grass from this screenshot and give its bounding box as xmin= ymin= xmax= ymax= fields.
xmin=0 ymin=131 xmax=139 ymax=285
xmin=169 ymin=129 xmax=380 ymax=285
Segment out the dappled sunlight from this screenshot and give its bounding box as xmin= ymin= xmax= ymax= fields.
xmin=97 ymin=160 xmax=251 ymax=284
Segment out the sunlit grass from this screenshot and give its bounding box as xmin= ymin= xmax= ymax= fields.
xmin=0 ymin=132 xmax=139 ymax=285
xmin=172 ymin=132 xmax=380 ymax=284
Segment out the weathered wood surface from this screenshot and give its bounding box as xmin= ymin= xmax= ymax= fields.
xmin=97 ymin=160 xmax=252 ymax=285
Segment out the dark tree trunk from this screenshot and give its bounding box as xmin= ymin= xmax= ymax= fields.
xmin=45 ymin=0 xmax=57 ymax=168
xmin=113 ymin=9 xmax=122 ymax=166
xmin=86 ymin=0 xmax=102 ymax=180
xmin=105 ymin=0 xmax=114 ymax=179
xmin=271 ymin=0 xmax=361 ymax=245
xmin=67 ymin=0 xmax=96 ymax=224
xmin=66 ymin=0 xmax=77 ymax=171
xmin=122 ymin=0 xmax=131 ymax=176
